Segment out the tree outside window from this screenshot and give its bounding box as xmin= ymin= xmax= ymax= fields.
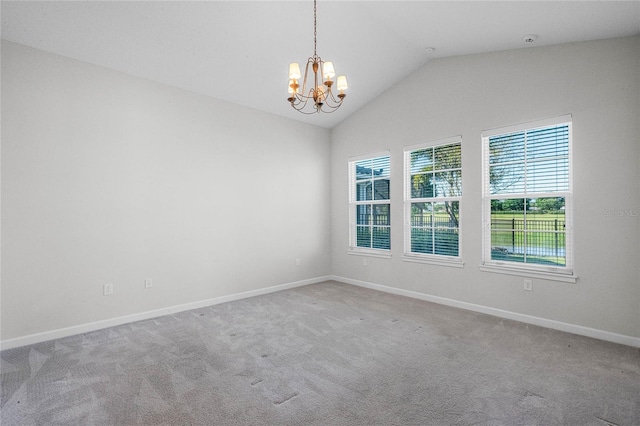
xmin=405 ymin=138 xmax=461 ymax=258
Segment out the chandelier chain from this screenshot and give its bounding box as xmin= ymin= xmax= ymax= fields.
xmin=313 ymin=0 xmax=317 ymax=57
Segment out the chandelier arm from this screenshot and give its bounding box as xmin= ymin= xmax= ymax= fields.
xmin=291 ymin=91 xmax=342 ymax=114
xmin=318 ymin=82 xmax=342 ymax=105
xmin=319 ymin=99 xmax=343 ymax=111
xmin=293 ymin=90 xmax=343 ymax=110
xmin=292 ymin=88 xmax=323 ymax=103
xmin=289 ymin=94 xmax=308 ymax=109
xmin=317 ymin=103 xmax=343 ymax=113
xmin=324 ymin=88 xmax=342 ymax=104
xmin=290 ymin=96 xmax=324 ymax=115
xmin=301 ymin=61 xmax=311 ymax=100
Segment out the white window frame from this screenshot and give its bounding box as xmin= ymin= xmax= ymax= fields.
xmin=348 ymin=151 xmax=392 ymax=258
xmin=403 ymin=136 xmax=464 ymax=268
xmin=480 ymin=115 xmax=576 ymax=283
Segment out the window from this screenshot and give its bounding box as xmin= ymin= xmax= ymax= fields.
xmin=403 ymin=137 xmax=462 ymax=265
xmin=349 ymin=153 xmax=391 ymax=254
xmin=482 ymin=115 xmax=574 ymax=279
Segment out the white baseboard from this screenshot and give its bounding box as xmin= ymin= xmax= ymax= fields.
xmin=4 ymin=275 xmax=638 ymax=350
xmin=0 ymin=276 xmax=330 ymax=351
xmin=331 ymin=275 xmax=640 ymax=349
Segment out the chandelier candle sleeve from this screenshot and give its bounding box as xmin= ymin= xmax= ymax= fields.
xmin=286 ymin=0 xmax=348 ymax=114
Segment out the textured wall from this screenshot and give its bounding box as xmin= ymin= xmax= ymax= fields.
xmin=331 ymin=36 xmax=640 ymax=339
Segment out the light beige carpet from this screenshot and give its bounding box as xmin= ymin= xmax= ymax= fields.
xmin=2 ymin=281 xmax=639 ymax=425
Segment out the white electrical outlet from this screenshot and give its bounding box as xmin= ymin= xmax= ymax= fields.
xmin=523 ymin=279 xmax=533 ymax=291
xmin=295 ymin=258 xmax=301 ymax=266
xmin=362 ymin=258 xmax=368 ymax=267
xmin=145 ymin=278 xmax=153 ymax=289
xmin=103 ymin=283 xmax=114 ymax=296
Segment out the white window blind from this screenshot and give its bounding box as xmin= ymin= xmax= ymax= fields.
xmin=349 ymin=153 xmax=391 ymax=252
xmin=482 ymin=116 xmax=573 ymax=277
xmin=404 ymin=137 xmax=462 ymax=261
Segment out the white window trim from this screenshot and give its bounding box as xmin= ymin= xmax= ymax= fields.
xmin=403 ymin=136 xmax=463 ymax=267
xmin=481 ymin=115 xmax=576 ymax=282
xmin=481 ymin=115 xmax=572 ymax=139
xmin=348 ymin=151 xmax=391 ymax=256
xmin=348 ymin=248 xmax=393 ymax=259
xmin=479 ymin=263 xmax=577 ymax=283
xmin=402 ymin=253 xmax=464 ymax=268
xmin=349 ymin=150 xmax=391 ymax=163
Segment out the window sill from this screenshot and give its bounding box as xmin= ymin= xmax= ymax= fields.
xmin=348 ymin=248 xmax=392 ymax=259
xmin=402 ymin=254 xmax=464 ymax=268
xmin=479 ymin=263 xmax=578 ymax=283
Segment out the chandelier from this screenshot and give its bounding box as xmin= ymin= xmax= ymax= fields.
xmin=287 ymin=0 xmax=348 ymax=114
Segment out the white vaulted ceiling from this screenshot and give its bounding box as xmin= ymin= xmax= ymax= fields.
xmin=2 ymin=1 xmax=639 ymax=128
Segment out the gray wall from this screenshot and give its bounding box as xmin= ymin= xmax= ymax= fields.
xmin=1 ymin=41 xmax=332 ymax=342
xmin=2 ymin=36 xmax=639 ymax=347
xmin=331 ymin=36 xmax=640 ymax=339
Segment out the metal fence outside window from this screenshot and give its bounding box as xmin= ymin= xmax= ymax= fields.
xmin=491 ymin=218 xmax=566 ymax=259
